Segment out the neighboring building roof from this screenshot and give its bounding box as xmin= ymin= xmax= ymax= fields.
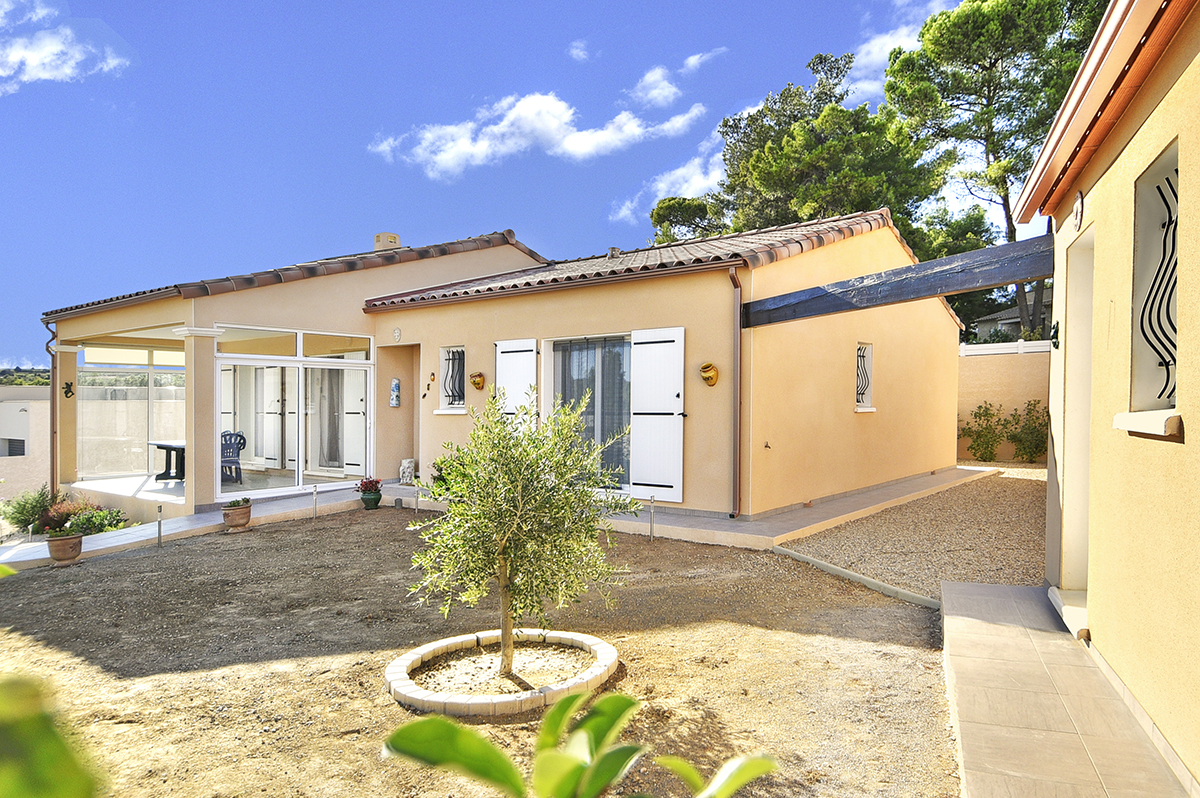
xmin=42 ymin=230 xmax=548 ymax=323
xmin=976 ymin=288 xmax=1055 ymax=324
xmin=364 ymin=209 xmax=906 ymax=311
xmin=1016 ymin=0 xmax=1199 ymax=222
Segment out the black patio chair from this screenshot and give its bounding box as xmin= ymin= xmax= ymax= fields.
xmin=221 ymin=430 xmax=247 ymax=484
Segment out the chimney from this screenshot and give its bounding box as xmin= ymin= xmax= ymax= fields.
xmin=607 ymin=247 xmax=622 ymax=259
xmin=374 ymin=232 xmax=401 ymax=251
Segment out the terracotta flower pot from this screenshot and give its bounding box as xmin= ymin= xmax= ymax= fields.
xmin=47 ymin=534 xmax=83 ymax=567
xmin=222 ymin=504 xmax=252 ymax=529
xmin=360 ymin=491 xmax=382 ymax=510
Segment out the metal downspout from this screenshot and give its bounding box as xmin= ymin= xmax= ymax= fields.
xmin=729 ymin=266 xmax=742 ymax=518
xmin=41 ymin=318 xmax=58 ymax=495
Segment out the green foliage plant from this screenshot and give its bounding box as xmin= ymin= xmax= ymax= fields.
xmin=41 ymin=501 xmax=101 ymax=537
xmin=1006 ymin=400 xmax=1050 ymax=462
xmin=409 ymin=391 xmax=639 ymax=676
xmin=979 ymin=327 xmax=1019 ymax=344
xmin=0 ymin=677 xmax=96 ymax=798
xmin=65 ymin=509 xmax=127 ymax=536
xmin=0 ymin=484 xmax=65 ymax=532
xmin=385 ymin=691 xmax=776 ymax=798
xmin=960 ymin=401 xmax=1010 ymax=462
xmin=223 ymin=497 xmax=251 ymax=508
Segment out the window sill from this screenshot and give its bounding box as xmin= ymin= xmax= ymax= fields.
xmin=854 ymin=407 xmax=877 ymax=414
xmin=1112 ymin=409 xmax=1182 ymax=438
xmin=433 ymin=407 xmax=467 ymax=416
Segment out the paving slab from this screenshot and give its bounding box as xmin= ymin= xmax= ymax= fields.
xmin=942 ymin=583 xmax=1189 ymax=798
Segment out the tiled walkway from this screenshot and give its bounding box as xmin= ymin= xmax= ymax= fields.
xmin=942 ymin=583 xmax=1191 ymax=797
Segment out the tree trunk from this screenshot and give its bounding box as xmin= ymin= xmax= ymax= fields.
xmin=1031 ymin=278 xmax=1047 ymax=339
xmin=498 ymin=554 xmax=514 ymax=676
xmin=1015 ymin=282 xmax=1033 ymax=334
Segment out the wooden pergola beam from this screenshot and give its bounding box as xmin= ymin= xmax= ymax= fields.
xmin=742 ymin=234 xmax=1055 ymax=328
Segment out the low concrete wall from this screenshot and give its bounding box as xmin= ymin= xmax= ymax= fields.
xmin=958 ymin=348 xmax=1050 ymax=461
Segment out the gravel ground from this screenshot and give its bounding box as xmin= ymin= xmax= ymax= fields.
xmin=781 ymin=465 xmax=1047 ymax=601
xmin=0 ymin=507 xmax=957 ymax=798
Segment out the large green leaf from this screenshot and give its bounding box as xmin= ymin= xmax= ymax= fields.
xmin=536 ymin=692 xmax=590 ymax=752
xmin=578 ymin=744 xmax=645 ymax=798
xmin=384 ymin=715 xmax=525 ymax=798
xmin=0 ymin=565 xmax=16 ymax=578
xmin=655 ymin=755 xmax=705 ymax=794
xmin=531 ymin=749 xmax=587 ymax=798
xmin=0 ymin=678 xmax=95 ymax=798
xmin=696 ymin=755 xmax=777 ymax=798
xmin=569 ymin=694 xmax=640 ymax=757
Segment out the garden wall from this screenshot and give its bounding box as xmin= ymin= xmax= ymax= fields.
xmin=958 ymin=341 xmax=1050 ymax=461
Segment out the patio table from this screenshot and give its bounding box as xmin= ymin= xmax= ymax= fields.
xmin=149 ymin=440 xmax=186 ymax=482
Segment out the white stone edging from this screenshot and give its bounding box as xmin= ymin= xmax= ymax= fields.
xmin=383 ymin=628 xmax=619 ymax=717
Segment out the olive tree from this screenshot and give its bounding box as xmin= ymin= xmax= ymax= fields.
xmin=409 ymin=391 xmax=639 ymax=677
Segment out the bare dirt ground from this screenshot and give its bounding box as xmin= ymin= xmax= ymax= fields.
xmin=0 ymin=506 xmax=959 ymax=798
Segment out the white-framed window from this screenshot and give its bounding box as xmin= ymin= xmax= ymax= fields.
xmin=553 ymin=336 xmax=631 ymax=483
xmin=440 ymin=346 xmax=466 ymax=408
xmin=0 ymin=402 xmax=28 ymax=457
xmin=1131 ymin=144 xmax=1179 ymax=412
xmin=856 ymin=343 xmax=874 ymax=411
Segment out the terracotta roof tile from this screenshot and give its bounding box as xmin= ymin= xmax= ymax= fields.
xmin=364 ymin=209 xmax=905 ymax=311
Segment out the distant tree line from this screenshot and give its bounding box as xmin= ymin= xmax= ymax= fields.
xmin=650 ymin=0 xmax=1104 ymax=341
xmin=0 ymin=368 xmax=50 ymax=386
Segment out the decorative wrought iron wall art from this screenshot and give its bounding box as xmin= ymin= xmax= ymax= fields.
xmin=1139 ymin=169 xmax=1178 ymax=403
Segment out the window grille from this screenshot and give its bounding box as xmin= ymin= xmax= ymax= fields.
xmin=856 ymin=343 xmax=873 ymax=408
xmin=1139 ymin=169 xmax=1178 ymax=404
xmin=442 ymin=347 xmax=465 ymax=407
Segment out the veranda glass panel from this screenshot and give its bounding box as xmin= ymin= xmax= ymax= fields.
xmin=303 ymin=334 xmax=370 ymax=360
xmin=303 ymin=367 xmax=367 ymax=484
xmin=216 ymin=329 xmax=296 ymax=357
xmin=151 ymin=371 xmax=187 ymax=475
xmin=219 ymin=365 xmax=298 ymax=492
xmin=76 ymin=369 xmax=149 ymax=477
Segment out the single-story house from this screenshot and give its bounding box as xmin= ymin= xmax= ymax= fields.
xmin=0 ymin=385 xmax=50 ymax=501
xmin=974 ymin=287 xmax=1054 ymax=339
xmin=1015 ymin=0 xmax=1200 ymax=787
xmin=42 ymin=209 xmax=961 ymax=523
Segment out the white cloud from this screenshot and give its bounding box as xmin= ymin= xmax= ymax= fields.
xmin=392 ymin=93 xmax=706 ymax=180
xmin=367 ymin=133 xmax=407 ymax=163
xmin=0 ymin=3 xmax=129 ymax=96
xmin=610 ymin=128 xmax=725 ymax=224
xmin=847 ymin=0 xmax=954 ymax=102
xmin=0 ymin=357 xmax=44 ymax=369
xmin=680 ymin=47 xmax=728 ymax=74
xmin=630 ymin=66 xmax=681 ymax=108
xmin=568 ymin=39 xmax=588 ymax=62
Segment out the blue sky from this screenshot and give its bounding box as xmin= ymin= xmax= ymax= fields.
xmin=1 ymin=0 xmax=1001 ymax=367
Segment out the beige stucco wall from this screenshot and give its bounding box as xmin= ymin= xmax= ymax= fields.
xmin=1049 ymin=6 xmax=1200 ymax=780
xmin=371 ymin=268 xmax=740 ymax=514
xmin=0 ymin=393 xmax=50 ymax=502
xmin=956 ymin=352 xmax=1050 ymax=461
xmin=747 ymin=296 xmax=959 ymax=514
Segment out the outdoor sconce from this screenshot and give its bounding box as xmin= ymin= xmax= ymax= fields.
xmin=699 ymin=363 xmax=719 ymax=386
xmin=470 ymin=372 xmax=485 ymax=390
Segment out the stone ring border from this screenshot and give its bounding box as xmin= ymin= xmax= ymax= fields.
xmin=384 ymin=628 xmax=619 ymax=717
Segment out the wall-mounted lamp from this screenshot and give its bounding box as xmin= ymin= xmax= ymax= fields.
xmin=469 ymin=372 xmax=485 ymax=390
xmin=699 ymin=362 xmax=719 ymax=386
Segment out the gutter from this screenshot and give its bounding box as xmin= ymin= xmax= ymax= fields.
xmin=729 ymin=266 xmax=743 ymax=518
xmin=41 ymin=318 xmax=57 ymax=496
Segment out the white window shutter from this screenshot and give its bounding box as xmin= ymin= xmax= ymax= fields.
xmin=494 ymin=339 xmax=538 ymax=413
xmin=629 ymin=327 xmax=684 ymax=503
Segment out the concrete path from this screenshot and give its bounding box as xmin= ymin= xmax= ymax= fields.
xmin=942 ymin=582 xmax=1192 ymax=797
xmin=610 ymin=466 xmax=995 ymax=549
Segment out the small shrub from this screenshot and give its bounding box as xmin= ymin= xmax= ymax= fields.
xmin=0 ymin=484 xmax=65 ymax=531
xmin=65 ymin=508 xmax=127 ymax=536
xmin=1007 ymin=399 xmax=1050 ymax=462
xmin=223 ymin=497 xmax=251 ymax=508
xmin=959 ymin=401 xmax=1010 ymax=461
xmin=355 ymin=477 xmax=382 ymax=493
xmin=979 ymin=327 xmax=1018 ymax=343
xmin=40 ymin=500 xmax=100 ymax=536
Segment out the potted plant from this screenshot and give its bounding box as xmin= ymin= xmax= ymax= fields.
xmin=222 ymin=497 xmax=252 ymax=530
xmin=45 ymin=503 xmax=123 ymax=567
xmin=355 ymin=478 xmax=383 ymax=510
